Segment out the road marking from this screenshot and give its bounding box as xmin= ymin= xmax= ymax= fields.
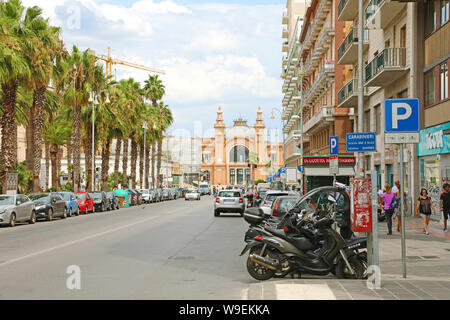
xmin=275 ymin=284 xmax=337 ymax=300
xmin=240 ymin=288 xmax=249 ymax=300
xmin=0 ymin=215 xmax=159 ymax=268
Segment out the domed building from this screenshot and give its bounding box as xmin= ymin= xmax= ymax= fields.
xmin=201 ymin=106 xmax=283 ymax=186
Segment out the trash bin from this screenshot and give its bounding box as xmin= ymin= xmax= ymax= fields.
xmin=117 ymin=196 xmax=126 ymax=208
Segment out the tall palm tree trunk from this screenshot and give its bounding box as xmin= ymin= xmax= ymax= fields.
xmin=67 ymin=143 xmax=72 ymax=185
xmin=101 ymin=139 xmax=111 ymax=191
xmin=72 ymin=102 xmax=82 ymax=192
xmin=114 ymin=138 xmax=121 ymax=188
xmin=25 ymin=110 xmax=34 ymax=191
xmin=145 ymin=143 xmax=150 ymax=189
xmin=139 ymin=143 xmax=144 ymax=189
xmin=122 ymin=139 xmax=129 ymax=187
xmin=31 ymin=85 xmax=47 ymax=192
xmin=45 ymin=141 xmax=50 ymax=190
xmin=0 ymin=81 xmax=18 ymax=193
xmin=156 ymin=139 xmax=162 ymax=188
xmin=151 ymin=142 xmax=156 ymax=188
xmin=50 ymin=144 xmax=58 ymax=189
xmin=130 ymin=139 xmax=138 ymax=189
xmin=57 ymin=146 xmax=63 ymax=190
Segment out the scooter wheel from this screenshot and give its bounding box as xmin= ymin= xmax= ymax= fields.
xmin=247 ymin=256 xmax=275 ymax=281
xmin=335 ymin=255 xmax=365 ymax=279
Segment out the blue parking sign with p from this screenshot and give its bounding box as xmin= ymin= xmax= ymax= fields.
xmin=385 ymin=99 xmax=419 ymax=132
xmin=330 ymin=136 xmax=339 ymax=155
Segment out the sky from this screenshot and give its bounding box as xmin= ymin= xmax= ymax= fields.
xmin=23 ymin=0 xmax=286 ymax=139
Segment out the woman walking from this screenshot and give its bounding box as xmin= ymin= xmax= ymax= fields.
xmin=415 ymin=188 xmax=436 ymax=235
xmin=381 ymin=184 xmax=396 ymax=235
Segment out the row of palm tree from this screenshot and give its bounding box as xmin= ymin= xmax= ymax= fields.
xmin=0 ymin=0 xmax=173 ymax=193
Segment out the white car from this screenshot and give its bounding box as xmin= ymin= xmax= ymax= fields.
xmin=185 ymin=189 xmax=201 ymax=201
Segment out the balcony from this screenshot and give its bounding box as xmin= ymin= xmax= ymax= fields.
xmin=337 ymin=78 xmax=370 ymax=108
xmin=302 ymin=1 xmax=332 ymax=55
xmin=365 ymin=48 xmax=408 ymax=87
xmin=303 ymin=106 xmax=335 ymax=135
xmin=365 ymin=0 xmax=406 ymax=30
xmin=282 ymin=27 xmax=289 ymax=39
xmin=337 ymin=28 xmax=369 ymax=65
xmin=304 ymin=61 xmax=335 ymax=106
xmin=338 ymin=0 xmax=358 ymax=21
xmin=282 ymin=56 xmax=288 ymax=67
xmin=316 ymin=21 xmax=335 ymax=55
xmin=282 ymin=11 xmax=288 ymax=25
xmin=282 ymin=41 xmax=289 ymax=53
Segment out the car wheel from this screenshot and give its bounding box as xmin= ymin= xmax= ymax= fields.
xmin=214 ymin=210 xmax=219 ymax=217
xmin=29 ymin=211 xmax=36 ymax=224
xmin=76 ymin=207 xmax=80 ymax=216
xmin=9 ymin=213 xmax=16 ymax=227
xmin=47 ymin=208 xmax=53 ymax=221
xmin=62 ymin=208 xmax=67 ymax=219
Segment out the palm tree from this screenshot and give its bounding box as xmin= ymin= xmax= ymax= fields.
xmin=143 ymin=75 xmax=165 ymax=187
xmin=0 ymin=0 xmax=33 ymax=192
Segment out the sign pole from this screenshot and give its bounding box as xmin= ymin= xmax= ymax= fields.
xmin=371 ymin=170 xmax=379 ymax=267
xmin=400 ymin=143 xmax=407 ymax=278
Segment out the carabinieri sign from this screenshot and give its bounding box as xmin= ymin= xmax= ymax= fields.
xmin=345 ymin=132 xmax=377 ymax=152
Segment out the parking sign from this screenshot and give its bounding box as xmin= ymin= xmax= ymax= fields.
xmin=329 ymin=136 xmax=339 ymax=155
xmin=385 ymin=99 xmax=419 ymax=132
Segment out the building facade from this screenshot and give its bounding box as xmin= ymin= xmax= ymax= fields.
xmin=201 ymin=107 xmax=283 ymax=187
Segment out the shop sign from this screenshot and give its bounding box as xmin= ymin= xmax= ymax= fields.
xmin=303 ymin=156 xmax=355 ymax=166
xmin=417 ymin=122 xmax=450 ymax=156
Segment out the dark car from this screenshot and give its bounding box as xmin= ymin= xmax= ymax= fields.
xmin=162 ymin=188 xmax=171 ymax=201
xmin=90 ymin=191 xmax=110 ymax=212
xmin=106 ymin=191 xmax=119 ymax=210
xmin=29 ymin=193 xmax=67 ymax=221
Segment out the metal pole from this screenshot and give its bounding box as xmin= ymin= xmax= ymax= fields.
xmin=400 ymin=143 xmax=406 ymax=278
xmin=357 ymin=0 xmax=365 ymax=178
xmin=370 ymin=170 xmax=379 ymax=268
xmin=143 ymin=125 xmax=146 ymax=189
xmin=92 ymin=96 xmax=95 ymax=192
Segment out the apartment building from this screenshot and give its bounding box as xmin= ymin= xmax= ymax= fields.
xmin=416 ymin=0 xmax=450 ymax=213
xmin=281 ymin=0 xmax=307 ymax=170
xmin=337 ymin=0 xmax=418 ymax=201
xmin=297 ymin=0 xmax=354 ymax=190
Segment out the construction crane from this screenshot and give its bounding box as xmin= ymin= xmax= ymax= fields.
xmin=89 ymin=47 xmax=165 ymax=78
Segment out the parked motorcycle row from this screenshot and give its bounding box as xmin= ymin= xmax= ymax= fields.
xmin=0 ymin=187 xmax=184 ymax=228
xmin=240 ymin=186 xmax=368 ymax=281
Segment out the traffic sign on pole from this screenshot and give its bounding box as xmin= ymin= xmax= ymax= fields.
xmin=330 ymin=136 xmax=339 ymax=155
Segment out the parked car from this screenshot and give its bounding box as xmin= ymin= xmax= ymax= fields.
xmin=169 ymin=188 xmax=178 ymax=200
xmin=90 ymin=191 xmax=109 ymax=212
xmin=260 ymin=190 xmax=298 ymax=216
xmin=29 ymin=192 xmax=67 ymax=221
xmin=106 ymin=191 xmax=119 ymax=210
xmin=214 ymin=189 xmax=245 ymax=217
xmin=162 ymin=188 xmax=171 ymax=201
xmin=59 ymin=191 xmax=80 ymax=217
xmin=270 ymin=195 xmax=300 ymax=218
xmin=185 ymin=188 xmax=200 ymax=201
xmin=74 ymin=192 xmax=95 ymax=214
xmin=254 ymin=189 xmax=268 ymax=207
xmin=0 ymin=194 xmax=36 ymax=227
xmin=154 ymin=188 xmax=163 ymax=202
xmin=139 ymin=189 xmax=152 ymax=203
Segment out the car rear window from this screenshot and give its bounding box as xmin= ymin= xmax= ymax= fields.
xmin=265 ymin=193 xmax=288 ymax=202
xmin=279 ymin=198 xmax=298 ymax=211
xmin=219 ymin=191 xmax=241 ymax=198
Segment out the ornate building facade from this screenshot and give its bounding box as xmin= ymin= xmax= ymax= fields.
xmin=201 ymin=107 xmax=283 ymax=186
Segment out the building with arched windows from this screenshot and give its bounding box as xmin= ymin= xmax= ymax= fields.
xmin=201 ymin=106 xmax=283 ymax=186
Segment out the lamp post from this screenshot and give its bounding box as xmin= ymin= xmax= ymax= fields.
xmin=143 ymin=121 xmax=148 ymax=189
xmin=89 ymin=92 xmax=96 ymax=192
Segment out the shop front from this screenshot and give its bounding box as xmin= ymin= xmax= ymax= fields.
xmin=302 ymin=156 xmax=356 ymax=192
xmin=418 ymin=122 xmax=450 ymax=220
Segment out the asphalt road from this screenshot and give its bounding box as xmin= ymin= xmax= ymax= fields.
xmin=0 ymin=196 xmax=252 ymax=299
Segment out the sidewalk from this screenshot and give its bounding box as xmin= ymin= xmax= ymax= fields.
xmin=245 ymin=215 xmax=450 ymax=300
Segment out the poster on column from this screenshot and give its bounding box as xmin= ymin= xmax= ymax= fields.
xmin=350 ymin=178 xmax=373 ymax=232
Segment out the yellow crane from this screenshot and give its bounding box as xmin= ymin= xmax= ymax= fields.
xmin=90 ymin=47 xmax=165 ymax=78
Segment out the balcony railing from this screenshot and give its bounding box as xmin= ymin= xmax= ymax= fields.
xmin=338 ymin=78 xmax=356 ymax=106
xmin=303 ymin=106 xmax=335 ymax=134
xmin=338 ymin=0 xmax=348 ymax=17
xmin=365 ymin=48 xmax=407 ymax=83
xmin=337 ymin=28 xmax=369 ymax=63
xmin=365 ymin=0 xmax=384 ymax=23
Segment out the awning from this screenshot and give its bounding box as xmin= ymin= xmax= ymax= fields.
xmin=303 ymin=167 xmax=355 ymax=177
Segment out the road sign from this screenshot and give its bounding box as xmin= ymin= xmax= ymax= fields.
xmin=385 ymin=132 xmax=419 ymax=144
xmin=297 ymin=166 xmax=302 ymax=173
xmin=286 ymin=168 xmax=297 ymax=184
xmin=280 ymin=167 xmax=286 ymax=174
xmin=267 ymin=176 xmax=272 ymax=182
xmin=346 ymin=132 xmax=377 ymax=152
xmin=329 ymin=155 xmax=339 ymax=175
xmin=385 ymin=98 xmax=419 ymax=132
xmin=329 ymin=136 xmax=339 ymax=155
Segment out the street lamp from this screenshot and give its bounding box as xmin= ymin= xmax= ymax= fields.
xmin=89 ymin=92 xmax=96 ymax=192
xmin=143 ymin=121 xmax=148 ymax=189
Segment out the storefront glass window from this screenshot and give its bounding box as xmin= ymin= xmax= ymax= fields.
xmin=441 ymin=61 xmax=448 ymax=100
xmin=424 ymin=159 xmax=440 ymax=209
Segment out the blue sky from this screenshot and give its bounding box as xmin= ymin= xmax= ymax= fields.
xmin=24 ymin=0 xmax=286 ymax=139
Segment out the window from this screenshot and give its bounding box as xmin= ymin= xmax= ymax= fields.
xmin=425 ymin=69 xmax=435 ymax=106
xmin=374 ymin=104 xmax=381 ymax=134
xmin=400 ymin=25 xmax=406 ymax=48
xmin=425 ymin=0 xmax=436 ymax=36
xmin=441 ymin=0 xmax=449 ymax=25
xmin=229 ymin=145 xmax=249 ymax=163
xmin=440 ymin=61 xmax=449 ymax=100
xmin=364 ymin=110 xmax=370 ymax=132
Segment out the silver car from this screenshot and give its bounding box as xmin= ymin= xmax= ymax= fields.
xmin=214 ymin=189 xmax=245 ymax=217
xmin=0 ymin=194 xmax=36 ymax=227
xmin=139 ymin=189 xmax=153 ymax=203
xmin=260 ymin=190 xmax=299 ymax=216
xmin=185 ymin=188 xmax=200 ymax=201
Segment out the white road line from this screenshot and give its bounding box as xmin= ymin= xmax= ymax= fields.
xmin=240 ymin=288 xmax=249 ymax=300
xmin=0 ymin=215 xmax=159 ymax=268
xmin=275 ymin=284 xmax=337 ymax=300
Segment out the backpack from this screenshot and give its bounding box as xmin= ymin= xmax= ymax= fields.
xmin=390 ymin=195 xmax=398 ymax=210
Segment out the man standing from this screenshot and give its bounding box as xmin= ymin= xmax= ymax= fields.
xmin=439 ymin=183 xmax=450 ymax=232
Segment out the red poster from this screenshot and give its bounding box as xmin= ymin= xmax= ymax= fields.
xmin=350 ymin=178 xmax=373 ymax=232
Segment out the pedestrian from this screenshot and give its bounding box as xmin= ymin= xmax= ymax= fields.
xmin=381 ymin=184 xmax=396 ymax=235
xmin=377 ymin=186 xmax=384 ymax=221
xmin=415 ymin=188 xmax=436 ymax=235
xmin=392 ymin=180 xmax=408 ymax=232
xmin=439 ymin=183 xmax=450 ymax=232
